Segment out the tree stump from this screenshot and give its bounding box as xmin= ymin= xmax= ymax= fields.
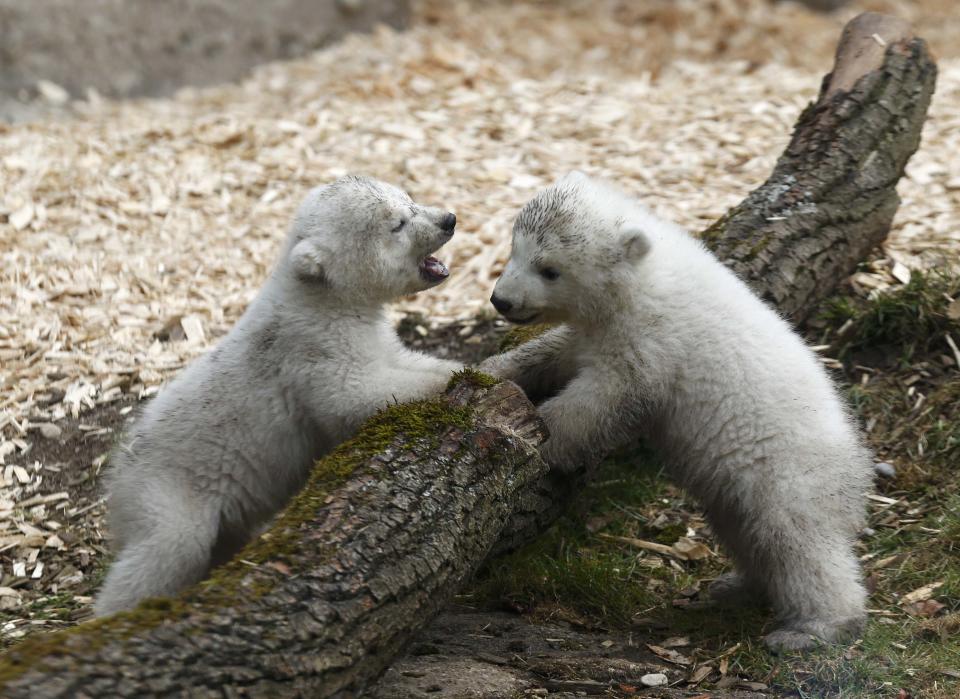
xmin=0 ymin=12 xmax=937 ymax=699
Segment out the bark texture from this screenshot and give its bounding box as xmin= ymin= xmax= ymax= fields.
xmin=702 ymin=12 xmax=936 ymax=324
xmin=492 ymin=12 xmax=937 ymax=556
xmin=0 ymin=375 xmax=547 ymax=698
xmin=0 ymin=12 xmax=937 ymax=699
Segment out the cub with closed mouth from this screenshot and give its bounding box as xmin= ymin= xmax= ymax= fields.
xmin=482 ymin=171 xmax=872 ymax=652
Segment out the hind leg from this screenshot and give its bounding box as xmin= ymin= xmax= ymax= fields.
xmin=94 ymin=490 xmax=219 ymax=617
xmin=702 ymin=512 xmax=768 ymax=607
xmin=708 ymin=570 xmax=767 ymax=607
xmin=759 ymin=533 xmax=867 ymax=652
xmin=703 ymin=490 xmax=865 ymax=651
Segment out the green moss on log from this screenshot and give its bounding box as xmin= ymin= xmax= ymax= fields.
xmin=697 ymin=207 xmax=777 ymax=259
xmin=198 ymin=395 xmax=477 ymax=594
xmin=498 ymin=323 xmax=555 ymax=352
xmin=447 ymin=367 xmax=500 ymax=391
xmin=0 ymin=598 xmax=197 ymax=686
xmin=698 ymin=210 xmax=733 ymax=246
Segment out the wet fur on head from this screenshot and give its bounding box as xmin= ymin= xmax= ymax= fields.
xmin=493 ymin=172 xmax=661 ymax=324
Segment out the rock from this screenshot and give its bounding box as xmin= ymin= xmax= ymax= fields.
xmin=36 ymin=79 xmax=69 ymax=104
xmin=640 ymin=673 xmax=668 ymax=687
xmin=0 ymin=595 xmax=22 ymax=610
xmin=35 ymin=422 xmax=63 ymax=440
xmin=874 ymin=462 xmax=896 ymax=479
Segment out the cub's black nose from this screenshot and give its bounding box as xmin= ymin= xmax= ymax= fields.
xmin=490 ymin=293 xmax=513 ymax=314
xmin=439 ymin=212 xmax=457 ymax=233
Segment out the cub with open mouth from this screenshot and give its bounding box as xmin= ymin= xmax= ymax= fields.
xmin=95 ymin=175 xmax=463 ymax=616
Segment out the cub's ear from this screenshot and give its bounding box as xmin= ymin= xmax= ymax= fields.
xmin=288 ymin=238 xmax=329 ymax=284
xmin=622 ymin=228 xmax=651 ymax=262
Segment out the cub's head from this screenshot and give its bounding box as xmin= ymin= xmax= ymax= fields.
xmin=284 ymin=175 xmax=456 ymax=301
xmin=490 ymin=171 xmax=653 ymax=324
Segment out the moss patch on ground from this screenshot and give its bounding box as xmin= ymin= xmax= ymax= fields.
xmin=473 ymin=449 xmax=688 ymax=625
xmin=469 ymin=270 xmax=960 ymax=698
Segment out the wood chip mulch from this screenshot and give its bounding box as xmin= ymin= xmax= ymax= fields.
xmin=0 ymin=0 xmax=958 ymax=641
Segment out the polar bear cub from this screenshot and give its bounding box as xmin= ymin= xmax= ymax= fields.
xmin=95 ymin=175 xmax=462 ymax=616
xmin=483 ymin=172 xmax=872 ymax=651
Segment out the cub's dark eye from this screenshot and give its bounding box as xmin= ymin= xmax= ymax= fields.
xmin=539 ymin=267 xmax=560 ymax=281
xmin=391 ymin=219 xmax=407 ymax=233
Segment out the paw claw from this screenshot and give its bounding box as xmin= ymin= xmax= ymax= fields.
xmin=763 ymin=629 xmax=822 ymax=653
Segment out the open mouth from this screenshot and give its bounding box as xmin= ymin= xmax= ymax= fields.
xmin=418 ymin=255 xmax=449 ymax=284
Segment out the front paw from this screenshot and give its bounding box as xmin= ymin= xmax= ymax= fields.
xmin=539 ymin=437 xmax=580 ymax=473
xmin=478 ymin=355 xmax=509 ymax=379
xmin=763 ymin=629 xmax=822 ymax=653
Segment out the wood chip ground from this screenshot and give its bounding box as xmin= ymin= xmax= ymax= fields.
xmin=0 ymin=0 xmax=958 ymax=637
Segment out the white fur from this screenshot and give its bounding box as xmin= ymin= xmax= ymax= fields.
xmin=95 ymin=176 xmax=462 ymax=616
xmin=483 ymin=172 xmax=872 ymax=651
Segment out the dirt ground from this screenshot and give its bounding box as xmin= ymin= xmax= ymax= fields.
xmin=0 ymin=0 xmax=410 ymax=122
xmin=373 ymin=609 xmax=769 ymax=699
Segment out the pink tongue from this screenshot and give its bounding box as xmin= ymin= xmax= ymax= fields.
xmin=421 ymin=256 xmax=449 ymax=279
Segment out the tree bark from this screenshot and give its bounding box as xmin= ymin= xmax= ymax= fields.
xmin=703 ymin=12 xmax=934 ymax=325
xmin=0 ymin=376 xmax=548 ymax=698
xmin=0 ymin=12 xmax=937 ymax=699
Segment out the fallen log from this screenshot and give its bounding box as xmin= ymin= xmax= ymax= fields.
xmin=703 ymin=12 xmax=931 ymax=324
xmin=0 ymin=375 xmax=548 ymax=697
xmin=0 ymin=11 xmax=937 ymax=699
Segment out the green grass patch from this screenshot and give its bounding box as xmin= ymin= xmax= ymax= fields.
xmin=470 ymin=448 xmax=727 ymax=626
xmin=819 ymin=270 xmax=960 ymax=365
xmin=822 ymin=271 xmax=960 ymax=487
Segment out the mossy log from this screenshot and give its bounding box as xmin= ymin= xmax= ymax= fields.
xmin=491 ymin=11 xmax=937 ymax=556
xmin=0 ymin=12 xmax=937 ymax=699
xmin=0 ymin=373 xmax=547 ymax=698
